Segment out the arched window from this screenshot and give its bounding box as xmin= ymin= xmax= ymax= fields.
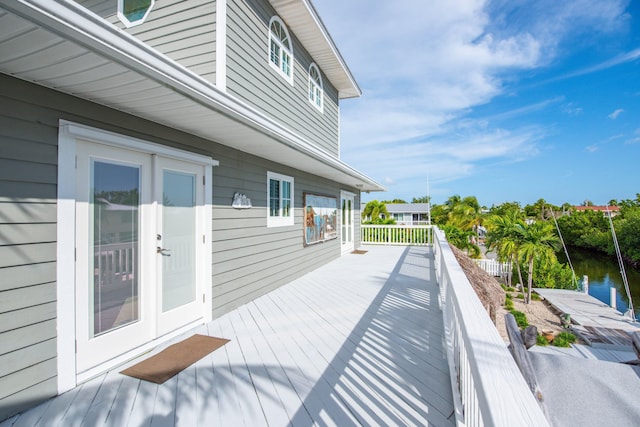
xmin=118 ymin=0 xmax=155 ymax=27
xmin=308 ymin=63 xmax=323 ymax=112
xmin=269 ymin=17 xmax=293 ymax=84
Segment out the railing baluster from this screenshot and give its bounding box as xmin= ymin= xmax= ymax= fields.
xmin=360 ymin=224 xmax=432 ymax=246
xmin=432 ymin=227 xmax=549 ymax=426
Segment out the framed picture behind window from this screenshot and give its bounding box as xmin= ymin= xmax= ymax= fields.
xmin=304 ymin=193 xmax=338 ymax=246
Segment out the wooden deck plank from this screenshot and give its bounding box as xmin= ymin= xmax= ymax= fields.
xmin=192 ymin=324 xmax=221 ymax=427
xmin=238 ymin=303 xmax=316 ymax=427
xmin=226 ymin=309 xmax=291 ymax=426
xmin=205 ymin=321 xmax=245 ymax=427
xmin=250 ymin=295 xmax=355 ymax=427
xmin=149 ymin=374 xmax=178 ymax=426
xmin=260 ymin=289 xmax=372 ymax=427
xmin=125 ymin=375 xmax=159 ymax=426
xmin=7 ymin=396 xmax=51 ymax=427
xmin=218 ymin=314 xmax=269 ymax=427
xmin=103 ymin=375 xmax=139 ymax=427
xmin=30 ymin=381 xmax=83 ymax=426
xmin=234 ymin=305 xmax=306 ymax=425
xmin=265 ymin=247 xmax=454 ymax=425
xmin=5 ymin=246 xmax=454 ymax=427
xmin=81 ymin=369 xmax=124 ymax=427
xmin=173 ymin=356 xmax=197 ymax=427
xmin=57 ymin=373 xmax=106 ymax=427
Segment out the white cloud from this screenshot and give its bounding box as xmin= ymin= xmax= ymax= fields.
xmin=562 ymin=102 xmax=583 ymax=116
xmin=608 ymin=108 xmax=624 ymax=119
xmin=313 ymin=0 xmax=632 ymax=198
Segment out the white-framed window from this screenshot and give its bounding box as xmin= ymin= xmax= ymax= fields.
xmin=308 ymin=63 xmax=323 ymax=112
xmin=267 ymin=171 xmax=294 ymax=227
xmin=118 ymin=0 xmax=155 ymax=27
xmin=269 ymin=16 xmax=294 ymax=84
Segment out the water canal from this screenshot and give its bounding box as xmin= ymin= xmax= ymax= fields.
xmin=559 ymin=247 xmax=640 ymax=321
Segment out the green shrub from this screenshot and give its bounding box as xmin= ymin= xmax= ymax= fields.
xmin=536 ymin=334 xmax=550 ymax=346
xmin=505 ymin=293 xmax=512 ymax=300
xmin=505 ymin=299 xmax=514 ymax=310
xmin=552 ymin=335 xmax=570 ymax=347
xmin=552 ymin=332 xmax=576 ymax=347
xmin=531 ymin=293 xmax=540 ymax=301
xmin=515 ymin=294 xmax=524 ymax=299
xmin=510 ymin=310 xmax=528 ymax=328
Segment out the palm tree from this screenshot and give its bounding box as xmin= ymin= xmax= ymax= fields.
xmin=485 ymin=211 xmax=526 ymax=290
xmin=517 ymin=221 xmax=560 ymax=303
xmin=362 ymin=200 xmax=390 ymax=224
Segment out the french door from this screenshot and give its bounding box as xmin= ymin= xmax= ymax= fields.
xmin=341 ymin=191 xmax=355 ymax=254
xmin=75 ymin=140 xmax=207 ymax=373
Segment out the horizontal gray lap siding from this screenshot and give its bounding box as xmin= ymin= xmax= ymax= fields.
xmin=0 ymin=74 xmax=354 ymax=420
xmin=76 ymin=0 xmax=217 ymax=83
xmin=211 ymin=152 xmax=342 ymax=316
xmin=0 ymin=94 xmax=59 ymax=420
xmin=227 ymin=0 xmax=341 ymax=157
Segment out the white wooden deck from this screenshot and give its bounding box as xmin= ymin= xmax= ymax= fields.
xmin=3 ymin=245 xmax=454 ymax=427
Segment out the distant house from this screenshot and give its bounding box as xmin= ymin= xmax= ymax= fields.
xmin=361 ymin=203 xmax=430 ymax=225
xmin=0 ymin=0 xmax=384 ymax=420
xmin=573 ymin=206 xmax=621 ymax=217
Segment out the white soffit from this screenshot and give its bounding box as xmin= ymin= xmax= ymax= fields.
xmin=0 ymin=1 xmax=382 ymax=192
xmin=269 ymin=0 xmax=361 ymax=99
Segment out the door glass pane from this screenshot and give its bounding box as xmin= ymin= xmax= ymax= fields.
xmin=341 ymin=199 xmax=346 ymax=243
xmin=162 ymin=170 xmax=196 ymax=312
xmin=348 ymin=200 xmax=352 ymax=241
xmin=91 ymin=161 xmax=140 ymax=337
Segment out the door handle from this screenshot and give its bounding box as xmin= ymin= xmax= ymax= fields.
xmin=156 ymin=247 xmax=171 ymax=256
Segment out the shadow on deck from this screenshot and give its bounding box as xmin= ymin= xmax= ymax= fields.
xmin=2 ymin=246 xmax=454 ymax=426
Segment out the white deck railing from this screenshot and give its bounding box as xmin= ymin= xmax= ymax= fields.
xmin=473 ymin=258 xmax=511 ymax=277
xmin=432 ymin=227 xmax=549 ymax=426
xmin=361 ymin=224 xmax=431 ymax=246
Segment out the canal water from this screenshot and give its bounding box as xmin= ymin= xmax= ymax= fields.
xmin=558 ymin=247 xmax=640 ymax=321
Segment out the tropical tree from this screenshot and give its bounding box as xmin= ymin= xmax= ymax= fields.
xmin=442 ymin=225 xmax=481 ymax=258
xmin=362 ymin=200 xmax=391 ymax=224
xmin=489 ymin=201 xmax=522 ymax=217
xmin=517 ymin=221 xmax=561 ymax=303
xmin=485 ymin=210 xmax=526 ymax=290
xmin=412 ymin=195 xmax=431 ymax=203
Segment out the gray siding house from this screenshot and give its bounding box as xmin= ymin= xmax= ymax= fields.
xmin=0 ymin=0 xmax=382 ymax=420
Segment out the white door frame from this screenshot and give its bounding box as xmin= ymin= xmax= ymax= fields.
xmin=57 ymin=121 xmax=217 ymax=391
xmin=340 ymin=191 xmax=356 ymax=254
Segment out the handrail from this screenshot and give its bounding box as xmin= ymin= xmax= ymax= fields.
xmin=433 ymin=227 xmax=549 ymax=426
xmin=473 ymin=259 xmax=511 ymax=277
xmin=361 ymin=224 xmax=431 ymax=246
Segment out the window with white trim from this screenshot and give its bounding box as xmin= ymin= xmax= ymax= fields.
xmin=308 ymin=63 xmax=323 ymax=112
xmin=269 ymin=17 xmax=294 ymax=84
xmin=267 ymin=172 xmax=294 ymax=227
xmin=118 ymin=0 xmax=155 ymax=27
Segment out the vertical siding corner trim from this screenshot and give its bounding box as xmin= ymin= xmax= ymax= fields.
xmin=216 ymin=0 xmax=228 ymax=90
xmin=56 ymin=125 xmax=77 ymax=393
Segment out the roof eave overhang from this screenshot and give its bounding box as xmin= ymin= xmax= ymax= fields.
xmin=269 ymin=0 xmax=361 ymax=99
xmin=1 ymin=0 xmax=383 ymax=192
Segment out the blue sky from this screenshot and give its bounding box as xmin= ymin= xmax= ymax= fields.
xmin=313 ymin=0 xmax=640 ymax=207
